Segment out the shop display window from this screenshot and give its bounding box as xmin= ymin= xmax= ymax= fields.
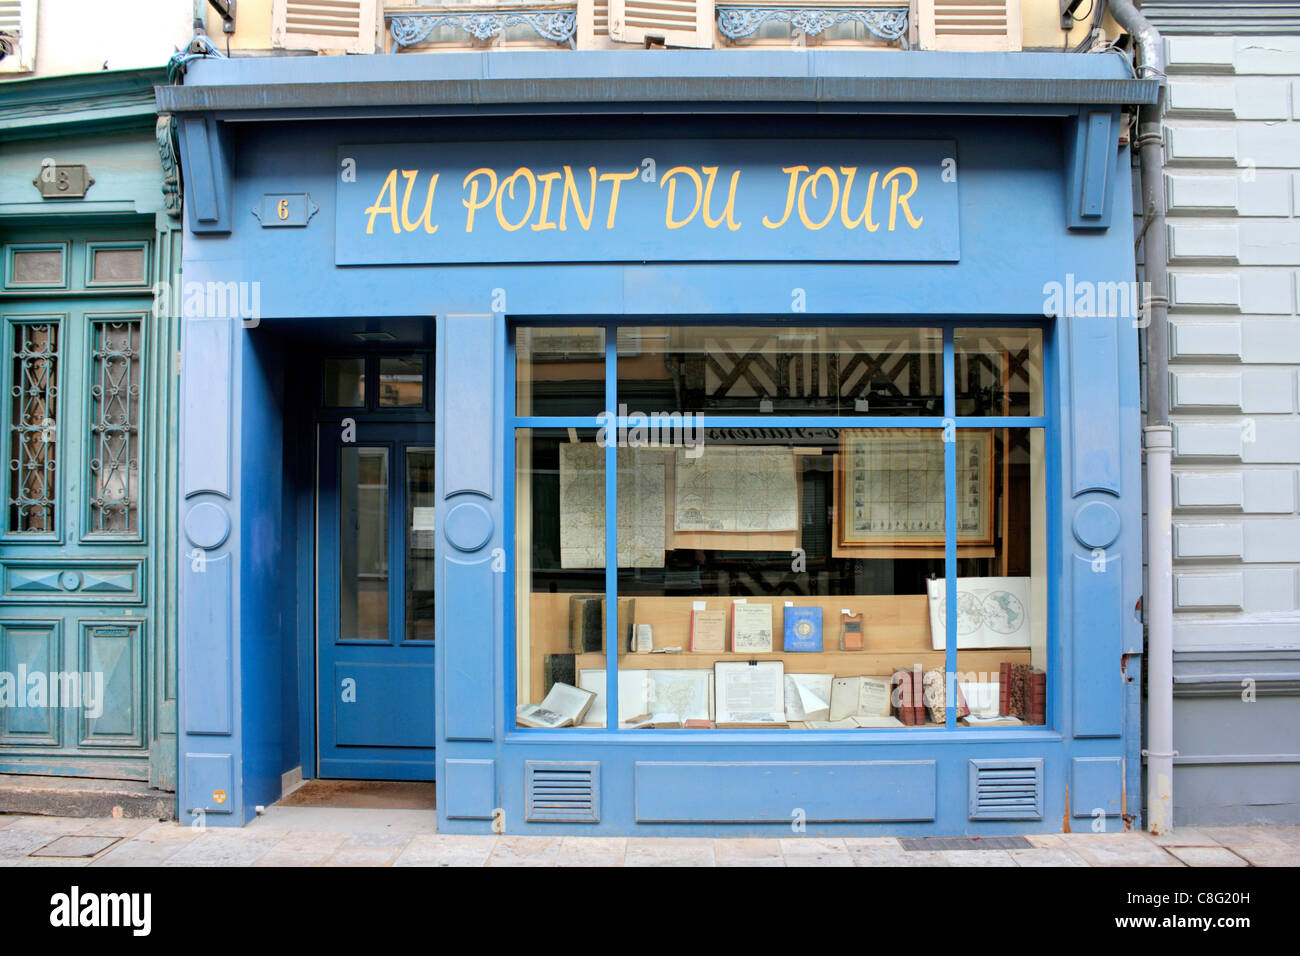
xmin=513 ymin=324 xmax=1048 ymax=731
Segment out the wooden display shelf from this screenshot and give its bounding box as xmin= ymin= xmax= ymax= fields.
xmin=525 ymin=590 xmax=1032 ymax=703
xmin=573 ymin=649 xmax=1027 ymax=675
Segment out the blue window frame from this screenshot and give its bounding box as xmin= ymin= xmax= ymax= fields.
xmin=507 ymin=319 xmax=1056 ymax=737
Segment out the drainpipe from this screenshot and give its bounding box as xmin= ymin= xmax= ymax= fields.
xmin=1109 ymin=0 xmax=1174 ymax=834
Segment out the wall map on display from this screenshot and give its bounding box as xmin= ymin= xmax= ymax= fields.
xmin=839 ymin=428 xmax=993 ymax=547
xmin=675 ymin=445 xmax=798 ymax=533
xmin=927 ymin=576 xmax=1032 ymax=649
xmin=559 ymin=444 xmax=666 ymax=568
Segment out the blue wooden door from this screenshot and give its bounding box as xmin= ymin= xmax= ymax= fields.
xmin=317 ymin=423 xmax=437 ymax=779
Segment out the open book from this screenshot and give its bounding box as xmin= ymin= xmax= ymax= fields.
xmin=517 ymin=682 xmax=596 ymax=728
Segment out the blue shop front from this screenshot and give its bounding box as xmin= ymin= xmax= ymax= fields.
xmin=160 ymin=51 xmax=1157 ymax=834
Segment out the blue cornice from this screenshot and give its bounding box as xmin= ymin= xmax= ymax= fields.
xmin=0 ymin=66 xmax=168 ymax=139
xmin=155 ymin=49 xmax=1159 ymax=118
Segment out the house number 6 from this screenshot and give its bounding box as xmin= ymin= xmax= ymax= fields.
xmin=277 ymin=199 xmax=290 ymax=220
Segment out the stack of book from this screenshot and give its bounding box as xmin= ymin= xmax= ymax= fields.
xmin=891 ymin=668 xmax=926 ymax=725
xmin=999 ymin=662 xmax=1045 ymax=725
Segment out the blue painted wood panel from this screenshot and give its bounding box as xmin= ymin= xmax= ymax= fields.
xmin=442 ymin=554 xmax=495 ymax=741
xmin=181 ymin=551 xmax=232 ymax=735
xmin=1072 ymin=756 xmax=1124 ymax=818
xmin=444 ymin=758 xmax=497 ymax=819
xmin=183 ymin=751 xmax=234 ymax=815
xmin=634 ymin=761 xmax=937 ymax=822
xmin=333 ymin=662 xmax=436 ymax=748
xmin=1069 ymin=314 xmax=1122 ymax=497
xmin=442 ymin=315 xmax=494 ymax=498
xmin=182 ymin=319 xmax=231 ymax=498
xmin=1072 ymin=552 xmax=1123 ymax=737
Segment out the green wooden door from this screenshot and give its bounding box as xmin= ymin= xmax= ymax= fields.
xmin=0 ymin=227 xmax=171 ymax=783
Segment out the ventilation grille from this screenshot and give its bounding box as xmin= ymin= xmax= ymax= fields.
xmin=932 ymin=0 xmax=1010 ymax=37
xmin=525 ymin=761 xmax=600 ymax=823
xmin=968 ymin=758 xmax=1043 ymax=821
xmin=285 ymin=1 xmax=364 ymax=40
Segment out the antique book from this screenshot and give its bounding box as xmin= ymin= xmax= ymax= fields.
xmin=731 ymin=601 xmax=774 ymax=653
xmin=543 ymin=653 xmax=576 ymax=695
xmin=921 ymin=668 xmax=972 ymax=723
xmin=891 ymin=669 xmax=925 ymax=725
xmin=829 ymin=676 xmax=894 ymax=721
xmin=784 ymin=673 xmax=833 ymax=722
xmin=1030 ymin=669 xmax=1046 ymax=725
xmin=840 ymin=610 xmax=864 ymax=651
xmin=714 ymin=660 xmax=785 ymax=725
xmin=689 ymin=608 xmax=728 ymax=653
xmin=568 ymin=593 xmax=604 ymax=653
xmin=517 ymin=682 xmax=595 ymax=728
xmin=806 ymin=718 xmax=859 ymax=730
xmin=1007 ymin=662 xmax=1032 ymax=719
xmin=603 ymin=597 xmax=635 ymax=654
xmin=999 ymin=662 xmax=1011 ymax=715
xmin=579 ymin=668 xmax=712 ymax=726
xmin=963 ymin=714 xmax=1023 ymax=727
xmin=632 ymin=623 xmax=654 ymax=653
xmin=852 ymin=715 xmax=905 ymax=728
xmin=782 ymin=605 xmax=823 ymax=652
xmin=959 ymin=680 xmax=1000 ymax=719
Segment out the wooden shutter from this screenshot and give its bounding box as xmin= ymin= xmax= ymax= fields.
xmin=608 ymin=0 xmax=714 ymax=48
xmin=577 ymin=0 xmax=619 ymax=49
xmin=272 ymin=0 xmax=378 ymax=54
xmin=918 ymin=0 xmax=1022 ymax=52
xmin=0 ymin=0 xmax=37 ymax=74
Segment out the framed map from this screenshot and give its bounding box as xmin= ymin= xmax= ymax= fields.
xmin=839 ymin=428 xmax=994 ymax=547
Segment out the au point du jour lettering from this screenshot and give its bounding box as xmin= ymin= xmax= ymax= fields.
xmin=362 ymin=163 xmax=926 ymax=236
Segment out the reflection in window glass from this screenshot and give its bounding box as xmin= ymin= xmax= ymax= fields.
xmin=406 ymin=448 xmax=436 ymax=641
xmin=954 ymin=328 xmax=1044 ymax=417
xmin=340 ymin=446 xmax=389 ymax=641
xmin=617 ymin=326 xmax=943 ymax=417
xmin=324 ymin=358 xmax=365 ymax=407
xmin=515 ymin=327 xmax=605 ymax=417
xmin=380 ymin=355 xmax=423 ymax=408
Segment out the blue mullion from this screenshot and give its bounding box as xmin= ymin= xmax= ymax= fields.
xmin=503 ymin=319 xmax=517 ymax=735
xmin=943 ymin=327 xmax=957 ymax=731
xmin=604 ymin=333 xmax=618 ymax=731
xmin=507 ymin=416 xmax=606 ymax=430
xmin=959 ymin=416 xmax=1048 ymax=428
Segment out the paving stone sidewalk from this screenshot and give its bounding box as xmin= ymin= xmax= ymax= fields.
xmin=1 ymin=808 xmax=1296 ymax=867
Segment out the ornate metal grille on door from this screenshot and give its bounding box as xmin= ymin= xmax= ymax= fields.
xmin=9 ymin=322 xmax=59 ymax=533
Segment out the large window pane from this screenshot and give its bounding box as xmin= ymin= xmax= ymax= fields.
xmin=515 ymin=327 xmax=606 ymax=417
xmin=618 ymin=326 xmax=943 ymax=417
xmin=955 ymin=328 xmax=1044 ymax=417
xmin=515 ymin=428 xmax=608 ymax=727
xmin=954 ymin=427 xmax=1048 ymax=727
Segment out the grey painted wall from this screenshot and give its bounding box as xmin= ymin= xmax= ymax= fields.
xmin=1159 ymin=31 xmax=1300 ymax=825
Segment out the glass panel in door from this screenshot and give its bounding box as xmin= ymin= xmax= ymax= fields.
xmin=339 ymin=446 xmax=389 ymax=641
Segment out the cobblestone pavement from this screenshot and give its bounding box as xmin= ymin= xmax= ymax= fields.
xmin=1 ymin=809 xmax=1296 ymax=866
